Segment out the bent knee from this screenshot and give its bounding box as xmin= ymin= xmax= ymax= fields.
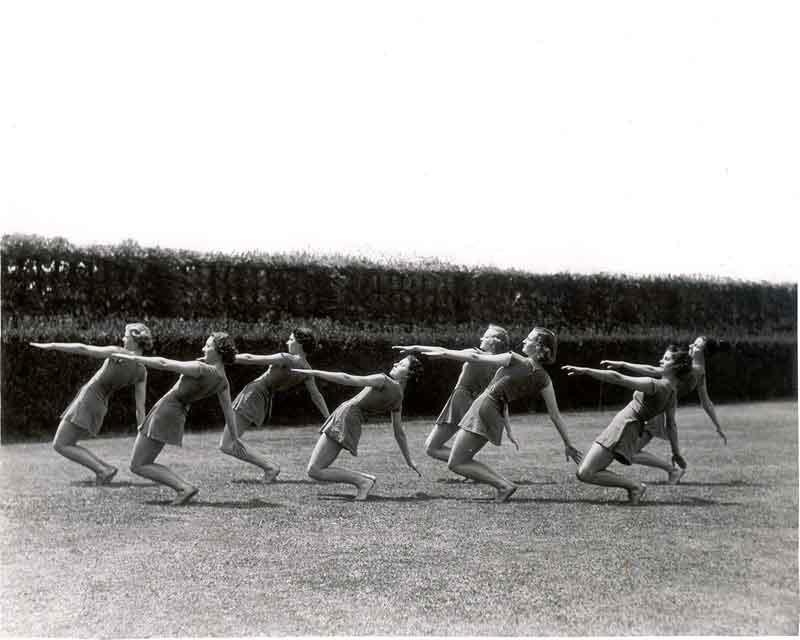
xmin=576 ymin=465 xmax=593 ymax=483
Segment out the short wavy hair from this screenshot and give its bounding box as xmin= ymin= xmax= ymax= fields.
xmin=210 ymin=332 xmax=238 ymax=365
xmin=670 ymin=350 xmax=694 ymax=377
xmin=405 ymin=354 xmax=423 ymax=381
xmin=293 ymin=326 xmax=318 ymax=355
xmin=530 ymin=327 xmax=558 ymax=365
xmin=485 ymin=324 xmax=510 ymax=353
xmin=126 ymin=322 xmax=154 ymax=352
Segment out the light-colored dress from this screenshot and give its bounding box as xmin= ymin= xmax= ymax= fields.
xmin=435 ymin=349 xmax=499 ymax=428
xmin=459 ymin=356 xmax=551 ymax=446
xmin=232 ymin=353 xmax=310 ymax=427
xmin=61 ymin=358 xmax=146 ymax=436
xmin=595 ymin=379 xmax=676 ymax=464
xmin=139 ymin=365 xmax=228 ymax=446
xmin=320 ymin=375 xmax=403 ymax=455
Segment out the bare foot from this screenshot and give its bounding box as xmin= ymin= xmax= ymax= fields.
xmin=262 ymin=467 xmax=281 ymax=484
xmin=494 ymin=484 xmax=518 ymax=503
xmin=171 ymin=486 xmax=199 ymax=506
xmin=96 ymin=466 xmax=118 ymax=485
xmin=667 ymin=467 xmax=686 ymax=485
xmin=354 ymin=476 xmax=376 ymax=501
xmin=627 ymin=482 xmax=647 ymax=505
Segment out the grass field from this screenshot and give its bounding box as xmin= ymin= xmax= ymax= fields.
xmin=1 ymin=400 xmax=797 ymax=636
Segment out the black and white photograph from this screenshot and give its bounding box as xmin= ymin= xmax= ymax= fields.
xmin=1 ymin=1 xmax=798 ymax=636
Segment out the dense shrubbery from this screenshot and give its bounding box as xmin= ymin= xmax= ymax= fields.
xmin=3 ymin=234 xmax=796 ymax=336
xmin=2 ymin=316 xmax=795 ymax=442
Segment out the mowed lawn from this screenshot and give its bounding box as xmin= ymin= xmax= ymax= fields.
xmin=0 ymin=400 xmax=797 ymax=636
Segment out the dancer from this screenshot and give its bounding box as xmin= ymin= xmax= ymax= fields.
xmin=225 ymin=328 xmax=330 ymax=482
xmin=116 ymin=332 xmax=245 ymax=505
xmin=31 ymin=323 xmax=153 ymax=484
xmin=393 ymin=324 xmax=509 ymax=466
xmin=422 ymin=327 xmax=582 ymax=502
xmin=600 ymin=335 xmax=727 ymax=444
xmin=563 ymin=348 xmax=693 ymax=505
xmin=295 ymin=355 xmax=422 ymax=501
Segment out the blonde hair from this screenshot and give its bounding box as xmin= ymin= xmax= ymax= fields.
xmin=126 ymin=323 xmax=153 ymax=351
xmin=530 ymin=327 xmax=557 ymax=365
xmin=484 ymin=324 xmax=510 ymax=353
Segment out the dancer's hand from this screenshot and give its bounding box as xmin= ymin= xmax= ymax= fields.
xmin=230 ymin=437 xmax=247 ymax=458
xmin=408 ymin=460 xmax=422 ymax=477
xmin=671 ymin=453 xmax=687 ymax=469
xmin=561 ymin=365 xmax=587 ymax=376
xmin=716 ymin=429 xmax=728 ymax=446
xmin=600 ymin=360 xmax=622 ymax=370
xmin=565 ymin=444 xmax=583 ymax=464
xmin=290 ymin=368 xmax=313 ymax=375
xmin=30 ymin=342 xmax=53 ymax=350
xmin=419 ymin=349 xmax=446 ymax=359
xmin=392 ymin=345 xmax=423 ymax=353
xmin=507 ymin=432 xmax=520 ymax=451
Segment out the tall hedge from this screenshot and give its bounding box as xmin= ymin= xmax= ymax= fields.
xmin=2 ymin=317 xmax=795 ymax=442
xmin=2 ymin=234 xmax=796 ymax=336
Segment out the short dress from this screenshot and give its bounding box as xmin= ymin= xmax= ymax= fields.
xmin=595 ymin=379 xmax=676 ymax=465
xmin=139 ymin=365 xmax=229 ymax=446
xmin=320 ymin=374 xmax=403 ymax=456
xmin=435 ymin=349 xmax=499 ymax=428
xmin=644 ymin=366 xmax=704 ymax=440
xmin=61 ymin=358 xmax=146 ymax=436
xmin=232 ymin=353 xmax=310 ymax=427
xmin=459 ymin=355 xmax=551 ymax=446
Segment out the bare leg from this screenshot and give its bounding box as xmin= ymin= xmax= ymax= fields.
xmin=448 ymin=429 xmax=516 ymax=502
xmin=425 ymin=423 xmax=460 ymax=462
xmin=53 ymin=419 xmax=117 ymax=484
xmin=129 ymin=433 xmax=198 ymax=505
xmin=576 ymin=443 xmax=646 ymax=504
xmin=306 ymin=435 xmax=375 ymax=500
xmin=631 ymin=432 xmax=683 ymax=483
xmin=220 ymin=414 xmax=280 ymax=482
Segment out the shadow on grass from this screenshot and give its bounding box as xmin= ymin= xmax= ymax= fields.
xmin=70 ymin=480 xmax=156 ymax=488
xmin=663 ymin=480 xmax=767 ymax=488
xmin=317 ymin=492 xmax=458 ymax=502
xmin=435 ymin=478 xmax=556 ymax=486
xmin=232 ymin=478 xmax=316 ymax=486
xmin=499 ymin=496 xmax=743 ymax=507
xmin=144 ymin=498 xmax=282 ymax=509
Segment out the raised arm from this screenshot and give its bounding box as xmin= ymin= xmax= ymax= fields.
xmin=304 ymin=378 xmax=330 ymax=419
xmin=133 ymin=374 xmax=147 ymax=425
xmin=540 ymin=383 xmax=582 ymax=464
xmin=30 ymin=342 xmax=125 ymax=359
xmin=390 ymin=410 xmax=421 ymax=476
xmin=697 ymin=377 xmax=727 ymax=444
xmin=420 ymin=348 xmax=514 ymax=366
xmin=601 ymin=360 xmax=664 ymax=377
xmin=562 ymin=366 xmax=658 ymax=394
xmin=233 ymin=353 xmax=286 ymax=367
xmin=113 ymin=352 xmax=207 ymax=377
xmin=290 ymin=369 xmax=387 ymax=389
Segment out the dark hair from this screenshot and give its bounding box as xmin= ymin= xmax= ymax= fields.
xmin=698 ymin=336 xmax=731 ymax=358
xmin=210 ymin=332 xmax=238 ymax=365
xmin=666 ymin=343 xmax=682 ymax=354
xmin=670 ymin=350 xmax=694 ymax=377
xmin=404 ymin=354 xmax=423 ymax=381
xmin=126 ymin=322 xmax=154 ymax=352
xmin=531 ymin=327 xmax=558 ymax=365
xmin=293 ymin=327 xmax=317 ymax=354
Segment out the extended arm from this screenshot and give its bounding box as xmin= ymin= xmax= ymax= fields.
xmin=304 ymin=378 xmax=330 ymax=419
xmin=30 ymin=342 xmax=124 ymax=359
xmin=113 ymin=352 xmax=207 ymax=377
xmin=391 ymin=410 xmax=421 ymax=476
xmin=540 ymin=383 xmax=582 ymax=464
xmin=419 ymin=348 xmax=515 ymax=366
xmin=601 ymin=360 xmax=664 ymax=377
xmin=562 ymin=366 xmax=658 ymax=394
xmin=133 ymin=374 xmax=147 ymax=425
xmin=697 ymin=378 xmax=727 ymax=444
xmin=290 ymin=369 xmax=387 ymax=388
xmin=234 ymin=353 xmax=286 ymax=367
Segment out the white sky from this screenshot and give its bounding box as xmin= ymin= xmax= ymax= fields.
xmin=2 ymin=1 xmax=799 ymax=283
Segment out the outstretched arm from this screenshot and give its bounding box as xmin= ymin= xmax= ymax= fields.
xmin=290 ymin=369 xmax=387 ymax=389
xmin=133 ymin=375 xmax=147 ymax=425
xmin=234 ymin=353 xmax=286 ymax=367
xmin=391 ymin=410 xmax=421 ymax=476
xmin=113 ymin=352 xmax=207 ymax=377
xmin=420 ymin=348 xmax=515 ymax=366
xmin=562 ymin=366 xmax=658 ymax=394
xmin=304 ymin=378 xmax=330 ymax=419
xmin=30 ymin=342 xmax=124 ymax=359
xmin=697 ymin=378 xmax=727 ymax=444
xmin=392 ymin=344 xmax=444 ymax=354
xmin=540 ymin=383 xmax=582 ymax=464
xmin=601 ymin=360 xmax=664 ymax=377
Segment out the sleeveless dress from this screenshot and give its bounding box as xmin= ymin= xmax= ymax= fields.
xmin=61 ymin=358 xmax=146 ymax=436
xmin=459 ymin=356 xmax=552 ymax=446
xmin=644 ymin=365 xmax=704 ymax=440
xmin=232 ymin=353 xmax=311 ymax=427
xmin=596 ymin=379 xmax=677 ymax=464
xmin=320 ymin=374 xmax=403 ymax=456
xmin=435 ymin=349 xmax=499 ymax=428
xmin=139 ymin=365 xmax=229 ymax=446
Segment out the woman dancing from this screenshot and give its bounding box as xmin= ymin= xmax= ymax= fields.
xmin=294 ymin=355 xmax=422 ymax=501
xmin=563 ymin=348 xmax=694 ymax=505
xmin=115 ymin=332 xmax=245 ymax=505
xmin=31 ymin=323 xmax=153 ymax=484
xmin=225 ymin=328 xmax=330 ymax=482
xmin=422 ymin=327 xmax=582 ymax=502
xmin=393 ymin=324 xmax=509 ymax=466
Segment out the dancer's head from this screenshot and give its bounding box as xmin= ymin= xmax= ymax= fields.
xmin=124 ymin=323 xmax=153 ymax=352
xmin=689 ymin=335 xmax=728 ymax=358
xmin=288 ymin=327 xmax=317 ymax=355
xmin=660 ymin=348 xmax=693 ymax=377
xmin=204 ymin=332 xmax=238 ymax=365
xmin=479 ymin=324 xmax=509 ymax=354
xmin=522 ymin=327 xmax=558 ymax=365
xmin=390 ymin=355 xmax=423 ymax=382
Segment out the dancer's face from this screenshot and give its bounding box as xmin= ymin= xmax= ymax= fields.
xmin=521 ymin=331 xmax=537 ymax=357
xmin=659 ymin=349 xmax=678 ymax=371
xmin=122 ymin=329 xmax=136 ymax=350
xmin=390 ymin=357 xmax=412 ymax=379
xmin=202 ymin=335 xmax=220 ymax=364
xmin=479 ymin=329 xmax=501 ymax=353
xmin=286 ymin=333 xmax=300 ymax=355
xmin=689 ymin=337 xmax=706 ymax=357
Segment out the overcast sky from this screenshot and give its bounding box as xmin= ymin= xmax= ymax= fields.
xmin=3 ymin=1 xmax=798 ymax=283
